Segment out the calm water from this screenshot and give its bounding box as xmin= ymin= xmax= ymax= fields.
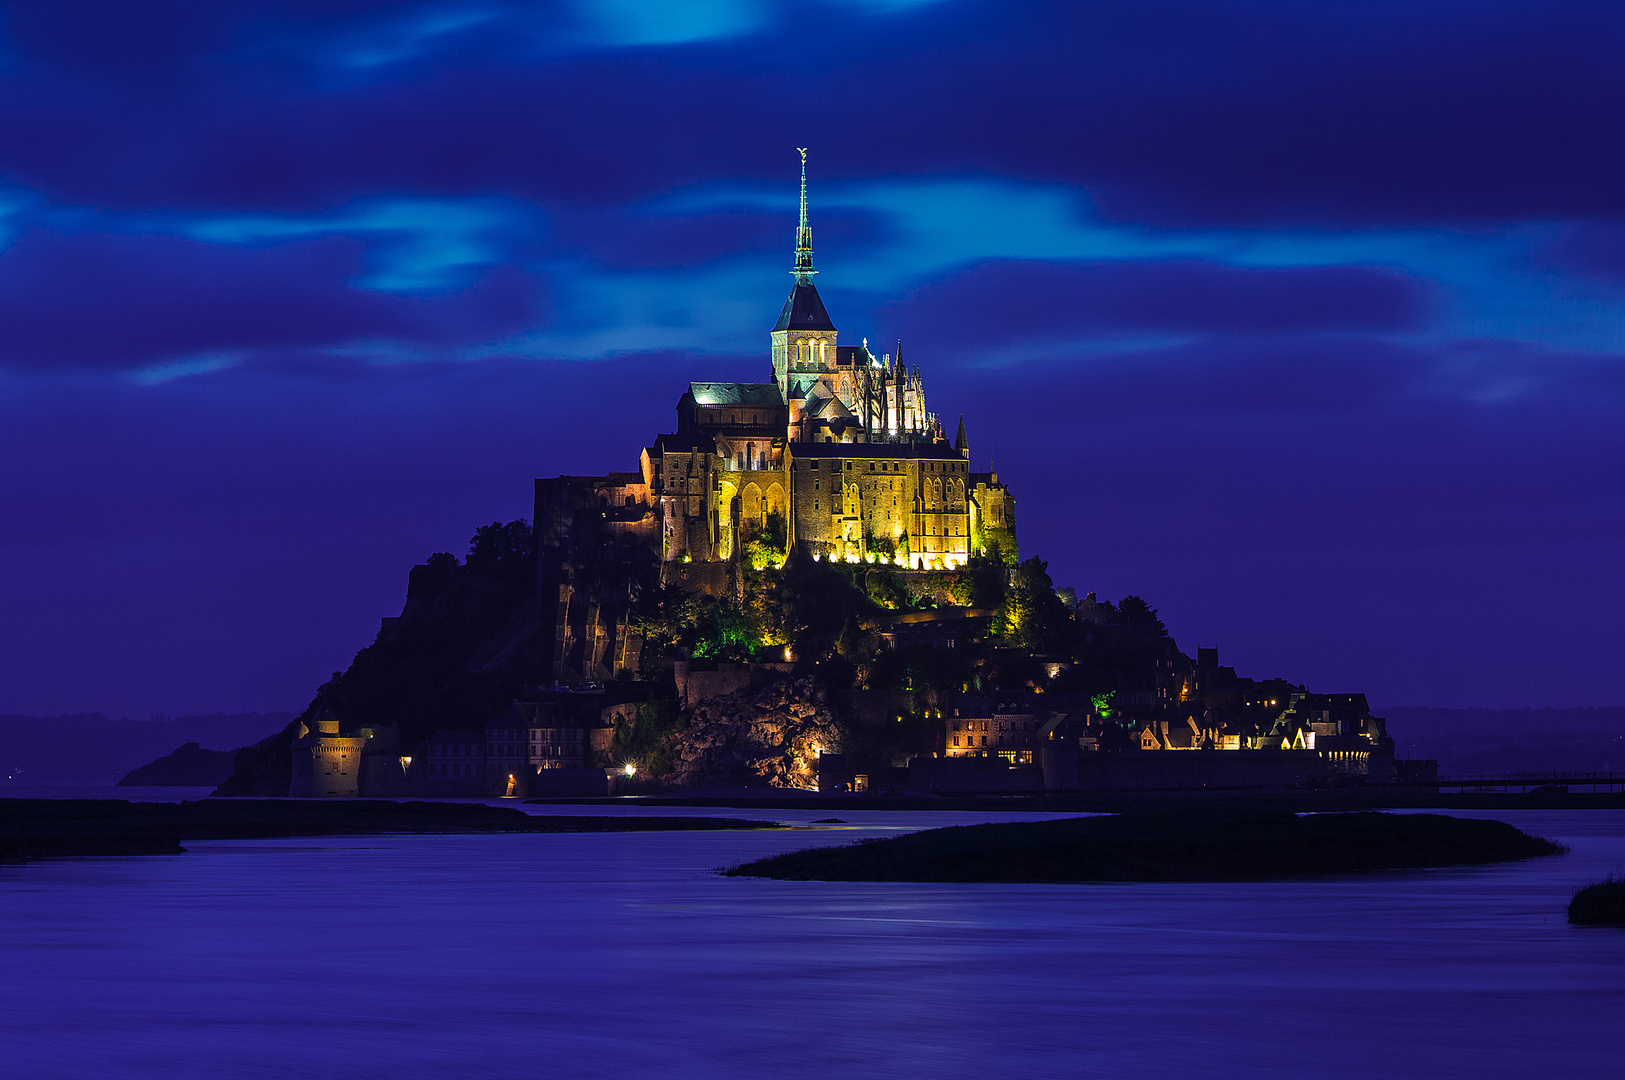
xmin=2 ymin=807 xmax=1622 ymax=1080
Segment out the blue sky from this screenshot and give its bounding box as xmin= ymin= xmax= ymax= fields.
xmin=2 ymin=0 xmax=1623 ymax=716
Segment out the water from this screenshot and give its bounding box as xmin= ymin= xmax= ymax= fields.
xmin=0 ymin=784 xmax=217 ymax=802
xmin=2 ymin=808 xmax=1621 ymax=1079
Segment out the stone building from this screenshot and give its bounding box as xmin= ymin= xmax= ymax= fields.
xmin=288 ymin=703 xmax=368 ymax=797
xmin=945 ymin=693 xmax=1039 ymax=764
xmin=405 ymin=702 xmax=614 ymax=796
xmin=535 ymin=153 xmax=1015 ymax=683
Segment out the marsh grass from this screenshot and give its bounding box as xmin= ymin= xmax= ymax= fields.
xmin=726 ymin=811 xmax=1565 ymax=883
xmin=1569 ymin=874 xmax=1625 ymax=925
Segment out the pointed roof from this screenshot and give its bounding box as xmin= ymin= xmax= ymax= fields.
xmin=954 ymin=415 xmax=968 ymax=454
xmin=774 ymin=280 xmax=835 ymax=332
xmin=774 ymin=149 xmax=836 ymax=333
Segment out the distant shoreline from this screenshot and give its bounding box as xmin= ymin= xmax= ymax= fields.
xmin=0 ymin=798 xmax=784 ymax=864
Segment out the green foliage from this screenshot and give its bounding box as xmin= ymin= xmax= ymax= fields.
xmin=944 ymin=551 xmax=1007 ymax=609
xmin=866 ymin=645 xmax=973 ymax=695
xmin=636 ymin=589 xmax=764 ymax=661
xmin=979 ymin=524 xmax=1018 ymax=567
xmin=742 ymin=512 xmax=788 ymax=570
xmin=864 ymin=567 xmax=914 ymax=610
xmin=689 ymin=599 xmax=761 ymax=660
xmin=1002 ymin=556 xmax=1073 ymax=651
xmin=609 ymin=700 xmax=684 ymax=779
xmin=1091 ymin=691 xmax=1116 ymax=720
xmin=767 ymin=559 xmax=878 ymax=646
xmin=835 ymin=612 xmax=877 ymax=660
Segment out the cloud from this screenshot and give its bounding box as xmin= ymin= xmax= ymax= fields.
xmin=873 ymin=258 xmax=1429 ymax=359
xmin=191 ymin=196 xmax=530 ymax=290
xmin=572 ymin=0 xmax=768 ymax=46
xmin=0 ymin=226 xmax=541 ymax=373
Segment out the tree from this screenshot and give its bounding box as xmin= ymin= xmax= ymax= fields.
xmin=981 ymin=524 xmax=1018 ymax=567
xmin=946 ymin=551 xmax=1007 ymax=609
xmin=1116 ymin=595 xmax=1168 ymax=637
xmin=1003 ymin=556 xmax=1072 ymax=651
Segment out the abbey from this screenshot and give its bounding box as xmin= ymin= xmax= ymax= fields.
xmin=536 ymin=154 xmax=1014 ymax=683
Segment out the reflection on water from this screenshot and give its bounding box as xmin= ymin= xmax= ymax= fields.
xmin=2 ymin=809 xmax=1622 ymax=1080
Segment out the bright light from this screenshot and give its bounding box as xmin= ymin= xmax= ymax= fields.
xmin=623 ymin=764 xmax=637 ymax=777
xmin=399 ymin=756 xmax=412 ymax=770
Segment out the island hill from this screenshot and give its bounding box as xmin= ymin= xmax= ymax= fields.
xmin=218 ymin=159 xmax=1433 ymax=801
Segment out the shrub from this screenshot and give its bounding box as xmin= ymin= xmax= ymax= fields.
xmin=1569 ymin=875 xmax=1625 ymax=925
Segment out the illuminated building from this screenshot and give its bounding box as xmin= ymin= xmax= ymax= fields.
xmin=945 ymin=694 xmax=1038 ymax=764
xmin=288 ymin=703 xmax=367 ymax=797
xmin=536 ymin=152 xmax=1015 ymax=683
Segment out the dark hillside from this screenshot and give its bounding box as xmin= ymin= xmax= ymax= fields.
xmin=215 ymin=521 xmax=545 ymax=796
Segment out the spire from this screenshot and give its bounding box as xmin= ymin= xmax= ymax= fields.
xmin=793 ymin=148 xmax=815 ymax=279
xmin=954 ymin=415 xmax=969 ymax=458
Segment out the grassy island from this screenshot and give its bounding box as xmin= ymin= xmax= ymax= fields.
xmin=726 ymin=811 xmax=1563 ymax=883
xmin=1569 ymin=876 xmax=1625 ymax=925
xmin=0 ymin=799 xmax=782 ymax=864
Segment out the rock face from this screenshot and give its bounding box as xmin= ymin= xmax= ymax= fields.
xmin=665 ymin=675 xmax=841 ymax=789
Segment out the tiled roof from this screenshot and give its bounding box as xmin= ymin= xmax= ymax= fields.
xmin=689 ymin=382 xmax=785 ymax=407
xmin=773 ymin=280 xmax=835 ymax=332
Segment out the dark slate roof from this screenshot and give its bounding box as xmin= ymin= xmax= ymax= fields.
xmin=688 ymin=382 xmax=785 ymax=407
xmin=492 ymin=702 xmax=556 ymax=727
xmin=649 ymin=432 xmax=715 ymax=454
xmin=773 ymin=280 xmax=835 ymax=332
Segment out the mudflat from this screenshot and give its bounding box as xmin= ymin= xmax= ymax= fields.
xmin=727 ymin=811 xmax=1564 ymax=882
xmin=0 ymin=798 xmax=783 ymax=863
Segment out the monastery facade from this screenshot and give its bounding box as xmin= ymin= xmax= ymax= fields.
xmin=535 ymin=153 xmax=1014 ymax=682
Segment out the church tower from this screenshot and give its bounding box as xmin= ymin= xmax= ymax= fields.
xmin=771 ymin=149 xmax=839 ymax=397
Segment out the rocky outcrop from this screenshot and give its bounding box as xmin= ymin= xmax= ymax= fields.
xmin=664 ymin=675 xmax=841 ymax=789
xmin=116 ymin=742 xmax=238 ymax=787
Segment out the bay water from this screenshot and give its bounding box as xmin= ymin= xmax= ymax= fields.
xmin=2 ymin=805 xmax=1621 ymax=1079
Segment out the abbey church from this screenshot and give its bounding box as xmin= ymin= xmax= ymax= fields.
xmin=535 ymin=154 xmax=1015 ymax=683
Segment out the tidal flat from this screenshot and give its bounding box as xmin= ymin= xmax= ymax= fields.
xmin=727 ymin=811 xmax=1564 ymax=882
xmin=1 ymin=807 xmax=1620 ymax=1080
xmin=0 ymin=798 xmax=782 ymax=863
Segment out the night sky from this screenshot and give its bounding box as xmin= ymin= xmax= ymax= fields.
xmin=2 ymin=0 xmax=1622 ymax=718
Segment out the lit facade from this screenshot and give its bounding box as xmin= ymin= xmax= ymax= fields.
xmin=945 ymin=694 xmax=1038 ymax=764
xmin=535 ymin=154 xmax=1016 ymax=682
xmin=641 ymin=155 xmax=1012 ymax=569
